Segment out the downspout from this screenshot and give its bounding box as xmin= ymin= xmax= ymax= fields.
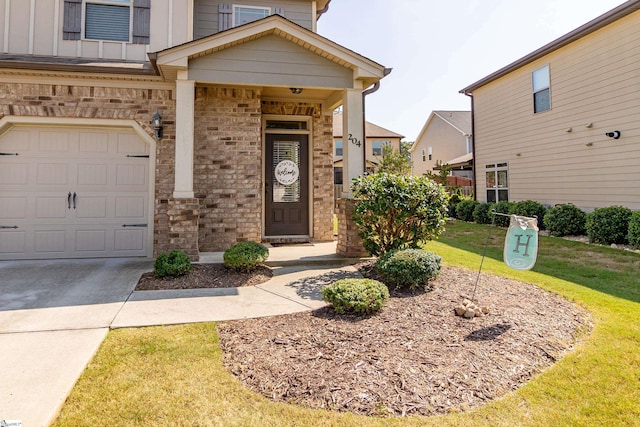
xmin=463 ymin=91 xmax=477 ymax=200
xmin=362 ymin=68 xmax=393 ymax=174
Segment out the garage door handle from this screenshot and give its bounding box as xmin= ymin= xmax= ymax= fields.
xmin=122 ymin=224 xmax=147 ymax=228
xmin=68 ymin=192 xmax=72 ymax=209
xmin=0 ymin=225 xmax=18 ymax=229
xmin=73 ymin=192 xmax=77 ymax=210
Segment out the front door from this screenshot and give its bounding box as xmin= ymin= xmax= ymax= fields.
xmin=265 ymin=133 xmax=309 ymax=236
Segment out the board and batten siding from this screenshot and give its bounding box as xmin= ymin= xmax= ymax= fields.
xmin=0 ymin=0 xmax=189 ymax=61
xmin=188 ymin=34 xmax=353 ymax=88
xmin=473 ymin=9 xmax=640 ymax=211
xmin=193 ymin=0 xmax=313 ymax=39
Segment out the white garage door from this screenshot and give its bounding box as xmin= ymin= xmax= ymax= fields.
xmin=0 ymin=126 xmax=151 ymax=260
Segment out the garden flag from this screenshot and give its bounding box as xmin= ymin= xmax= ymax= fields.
xmin=503 ymin=215 xmax=539 ymax=270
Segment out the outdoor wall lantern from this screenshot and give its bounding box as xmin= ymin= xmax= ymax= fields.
xmin=289 ymin=88 xmax=303 ymax=94
xmin=605 ymin=130 xmax=621 ymax=139
xmin=152 ymin=112 xmax=163 ymax=139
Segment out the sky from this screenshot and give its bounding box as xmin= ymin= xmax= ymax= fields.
xmin=318 ymin=0 xmax=627 ymax=141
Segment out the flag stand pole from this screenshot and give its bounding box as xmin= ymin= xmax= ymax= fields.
xmin=471 ymin=210 xmax=511 ymax=302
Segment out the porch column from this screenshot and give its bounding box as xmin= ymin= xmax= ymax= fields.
xmin=173 ymin=77 xmax=195 ymax=198
xmin=341 ymin=88 xmax=364 ymax=198
xmin=337 ymin=88 xmax=368 ymax=257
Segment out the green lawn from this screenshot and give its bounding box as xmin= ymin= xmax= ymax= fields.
xmin=53 ymin=221 xmax=640 ymax=427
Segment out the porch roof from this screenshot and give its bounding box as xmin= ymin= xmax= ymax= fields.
xmin=150 ymin=15 xmax=390 ymax=106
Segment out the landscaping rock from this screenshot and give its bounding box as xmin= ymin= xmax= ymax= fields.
xmin=455 ymin=299 xmax=490 ymax=319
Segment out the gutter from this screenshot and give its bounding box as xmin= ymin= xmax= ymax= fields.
xmin=361 ymin=68 xmax=393 ymax=173
xmin=317 ymin=0 xmax=331 ymax=20
xmin=463 ymin=91 xmax=477 ymax=201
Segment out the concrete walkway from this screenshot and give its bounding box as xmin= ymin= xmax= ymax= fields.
xmin=0 ymin=242 xmax=363 ymax=427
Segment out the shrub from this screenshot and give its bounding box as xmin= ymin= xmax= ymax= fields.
xmin=154 ymin=250 xmax=192 ymax=278
xmin=509 ymin=200 xmax=548 ymax=229
xmin=493 ymin=201 xmax=513 ymax=227
xmin=473 ymin=202 xmax=494 ymax=224
xmin=543 ymin=204 xmax=587 ymax=236
xmin=223 ymin=241 xmax=269 ymax=272
xmin=321 ymin=279 xmax=389 ymax=315
xmin=352 ymin=173 xmax=448 ymax=256
xmin=375 ymin=249 xmax=442 ymax=290
xmin=456 ymin=199 xmax=479 ymax=222
xmin=628 ymin=212 xmax=640 ymax=249
xmin=586 ymin=206 xmax=632 ymax=245
xmin=448 ymin=194 xmax=463 ymax=219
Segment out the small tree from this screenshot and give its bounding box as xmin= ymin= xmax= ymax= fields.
xmin=352 ymin=173 xmax=448 ymax=256
xmin=377 ymin=145 xmax=411 ymax=175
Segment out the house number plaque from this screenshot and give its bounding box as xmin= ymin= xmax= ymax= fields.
xmin=275 ymin=160 xmax=299 ymax=185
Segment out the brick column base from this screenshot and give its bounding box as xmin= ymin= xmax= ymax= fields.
xmin=167 ymin=199 xmax=200 ymax=261
xmin=336 ymin=198 xmax=369 ymax=257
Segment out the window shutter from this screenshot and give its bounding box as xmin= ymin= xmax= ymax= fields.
xmin=273 ymin=7 xmax=285 ymax=17
xmin=219 ymin=3 xmax=232 ymax=31
xmin=62 ymin=0 xmax=82 ymax=41
xmin=132 ymin=0 xmax=151 ymax=44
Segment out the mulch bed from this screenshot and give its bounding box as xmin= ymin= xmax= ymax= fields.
xmin=217 ymin=262 xmax=592 ymax=417
xmin=135 ymin=264 xmax=273 ymax=291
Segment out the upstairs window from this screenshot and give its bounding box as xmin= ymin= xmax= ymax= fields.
xmin=372 ymin=140 xmax=390 ymax=157
xmin=532 ymin=65 xmax=551 ymax=113
xmin=335 ymin=140 xmax=343 ymax=157
xmin=234 ymin=5 xmax=270 ymax=26
xmin=219 ymin=4 xmax=284 ymax=31
xmin=85 ymin=0 xmax=131 ymax=42
xmin=63 ymin=0 xmax=150 ymax=44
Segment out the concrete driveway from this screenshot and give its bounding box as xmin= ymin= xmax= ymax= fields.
xmin=0 ymin=258 xmax=151 ymax=427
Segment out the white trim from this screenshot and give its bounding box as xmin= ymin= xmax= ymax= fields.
xmin=0 ymin=74 xmax=172 ymax=90
xmin=0 ymin=115 xmax=157 ymax=259
xmin=3 ymin=0 xmax=10 ymax=53
xmin=262 ymin=114 xmax=314 ymax=239
xmin=168 ymin=0 xmax=174 ymax=47
xmin=28 ymin=0 xmax=35 ymax=54
xmin=53 ymin=0 xmax=60 ymax=56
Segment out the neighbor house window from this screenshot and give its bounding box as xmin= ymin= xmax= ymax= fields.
xmin=63 ymin=0 xmax=149 ymax=44
xmin=233 ymin=5 xmax=270 ymax=26
xmin=334 ymin=167 xmax=343 ymax=185
xmin=335 ymin=140 xmax=343 ymax=156
xmin=372 ymin=140 xmax=390 ymax=156
xmin=485 ymin=163 xmax=509 ymax=202
xmin=532 ymin=65 xmax=551 ymax=113
xmin=422 ymin=149 xmax=426 ymax=162
xmin=428 ymin=146 xmax=433 ymax=161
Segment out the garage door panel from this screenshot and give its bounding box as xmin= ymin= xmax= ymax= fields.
xmin=36 ymin=197 xmax=68 ymax=219
xmin=0 ymin=126 xmax=151 ymax=260
xmin=118 ymin=132 xmax=148 ymax=155
xmin=115 ymin=197 xmax=145 ymax=218
xmin=77 ymin=164 xmax=108 ymax=186
xmin=75 ymin=197 xmax=108 ymax=219
xmin=75 ymin=230 xmax=107 ymax=252
xmin=79 ymin=132 xmax=110 ymax=153
xmin=37 ymin=163 xmax=68 ymax=185
xmin=0 ymin=163 xmax=29 ymax=185
xmin=115 ymin=229 xmax=145 ymax=251
xmin=0 ymin=231 xmax=26 ymax=254
xmin=38 ymin=131 xmax=71 ymax=152
xmin=34 ymin=230 xmax=67 ymax=254
xmin=0 ymin=197 xmax=28 ymax=219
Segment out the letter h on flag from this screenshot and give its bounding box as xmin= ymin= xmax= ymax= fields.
xmin=503 ymin=215 xmax=539 ymax=270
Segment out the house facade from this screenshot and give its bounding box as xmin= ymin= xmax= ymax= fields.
xmin=461 ymin=0 xmax=640 ymax=210
xmin=410 ymin=110 xmax=472 ymax=179
xmin=332 ymin=112 xmax=404 ymax=186
xmin=0 ymin=0 xmax=389 ymax=260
